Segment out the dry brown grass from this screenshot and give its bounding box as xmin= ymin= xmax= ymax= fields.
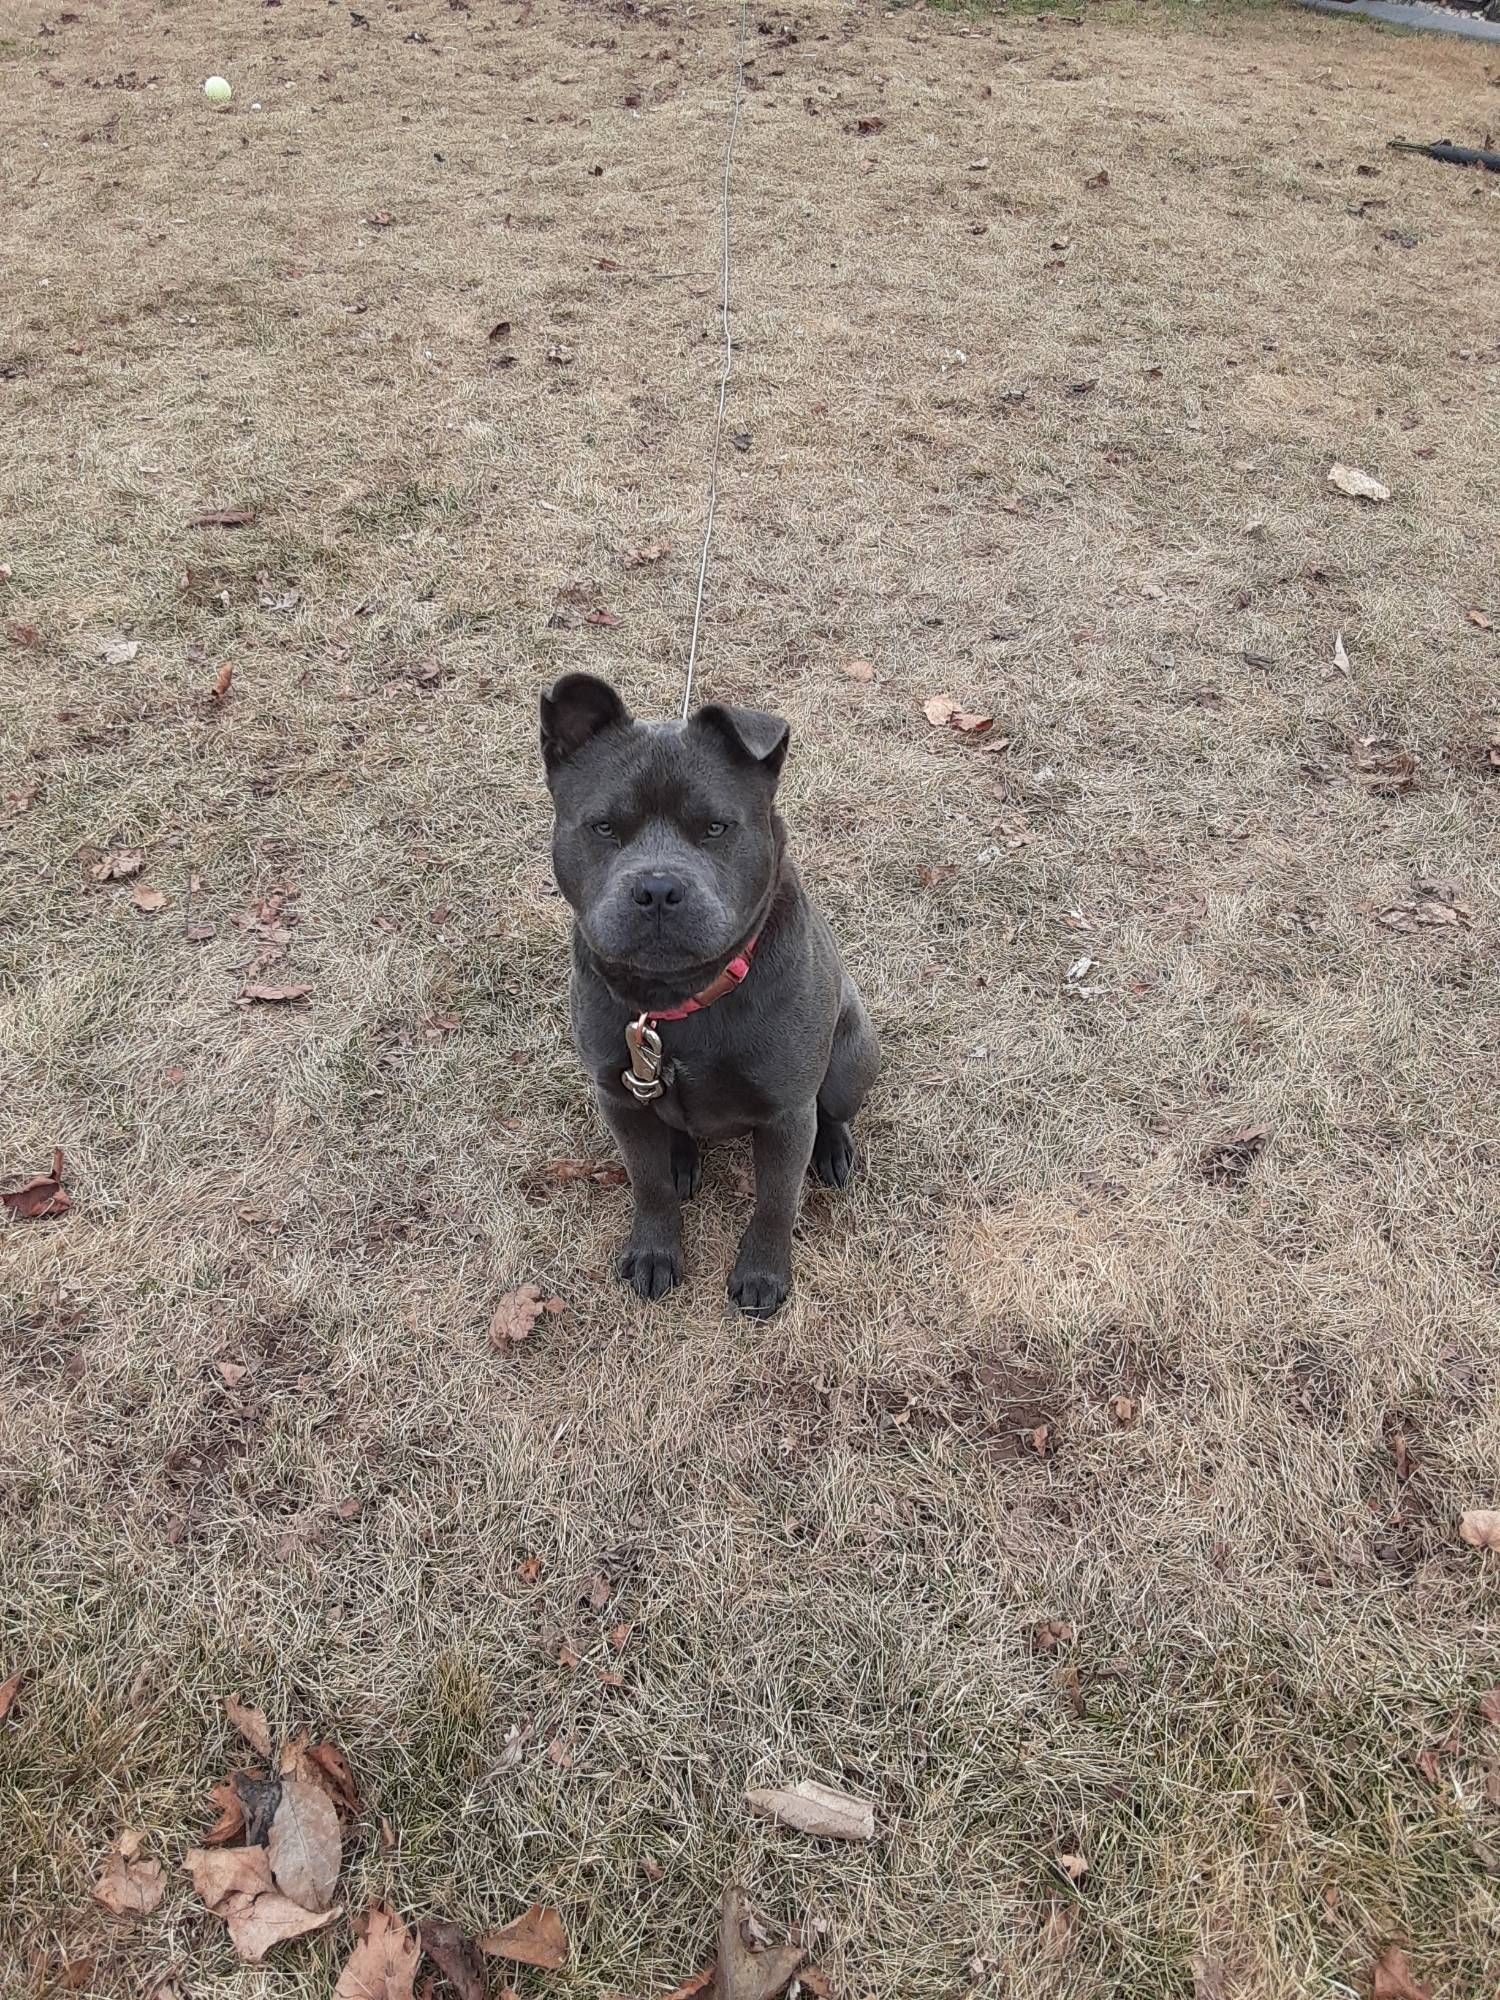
xmin=4 ymin=0 xmax=1500 ymax=1995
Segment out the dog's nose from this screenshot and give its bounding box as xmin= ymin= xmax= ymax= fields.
xmin=632 ymin=871 xmax=685 ymax=911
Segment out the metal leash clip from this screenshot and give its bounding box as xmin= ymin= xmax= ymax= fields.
xmin=622 ymin=1015 xmax=665 ymax=1102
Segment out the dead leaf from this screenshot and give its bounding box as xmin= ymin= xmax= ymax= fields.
xmin=1353 ymin=737 xmax=1416 ymax=795
xmin=1034 ymin=1619 xmax=1075 ymax=1652
xmin=1479 ymin=1689 xmax=1500 ymax=1725
xmin=306 ymin=1739 xmax=361 ymax=1816
xmin=923 ymin=693 xmax=994 ymax=734
xmin=712 ymin=1884 xmax=804 ymax=2000
xmin=90 ymin=848 xmax=145 ymax=881
xmin=1460 ymin=1510 xmax=1500 ymax=1553
xmin=623 ymin=541 xmax=671 ymax=566
xmin=479 ymin=1904 xmax=569 ymax=1971
xmin=840 ymin=658 xmax=875 ymax=682
xmin=211 ymin=661 xmax=235 ymax=701
xmin=100 ymin=636 xmax=140 ymax=666
xmin=336 ymin=1902 xmax=420 ymax=1999
xmin=267 ymin=1774 xmax=340 ymax=1911
xmin=57 ymin=1957 xmax=97 ymax=1992
xmin=1467 ymin=609 xmax=1492 ymax=631
xmin=744 ymin=1778 xmax=876 ymax=1842
xmin=203 ymin=1776 xmax=248 ymax=1844
xmin=92 ymin=1835 xmax=165 ymax=1916
xmin=233 ymin=1772 xmax=283 ymax=1845
xmin=516 ymin=1555 xmax=544 ymax=1585
xmin=488 ymin=319 xmax=512 ymax=342
xmin=916 ymin=863 xmax=958 ymax=890
xmin=547 ymin=1734 xmax=573 ymax=1770
xmin=1371 ymin=1945 xmax=1431 ymax=2000
xmin=191 ymin=507 xmax=258 ymax=528
xmin=186 ymin=1843 xmax=339 ymax=1962
xmin=796 ymin=1972 xmax=834 ymax=2000
xmin=237 ymin=983 xmax=312 ymax=1006
xmin=1327 ymin=463 xmax=1390 ymax=504
xmin=1198 ymin=1123 xmax=1271 ymax=1186
xmin=0 ymin=1667 xmax=25 ymax=1720
xmin=6 ymin=620 xmax=41 ymax=646
xmin=419 ymin=1920 xmax=486 ymax=2000
xmin=608 ymin=1621 xmax=632 ymax=1651
xmin=1389 ymin=1429 xmax=1415 ymax=1483
xmin=585 ymin=607 xmax=621 ymax=628
xmin=132 ymin=882 xmax=169 ymax=913
xmin=367 ymin=210 xmax=395 ymax=228
xmin=546 ymin=343 xmax=573 ymax=365
xmin=1056 ymin=1852 xmax=1088 ymax=1882
xmin=556 ymin=1640 xmax=581 ymax=1669
xmin=586 ymin=1573 xmax=612 ymax=1610
xmin=539 ymin=1157 xmax=627 ymax=1189
xmin=1111 ymin=1394 xmax=1136 ymax=1427
xmin=1330 ymin=630 xmax=1350 ymax=677
xmin=3 ymin=1148 xmax=69 ymax=1221
xmin=225 ymin=1694 xmax=273 ymax=1759
xmin=660 ymin=1970 xmax=716 ymax=2000
xmin=490 ymin=1283 xmax=559 ymax=1349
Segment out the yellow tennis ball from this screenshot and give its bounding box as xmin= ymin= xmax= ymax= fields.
xmin=204 ymin=76 xmax=232 ymax=106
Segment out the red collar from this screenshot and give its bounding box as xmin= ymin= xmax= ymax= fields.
xmin=643 ymin=930 xmax=761 ymax=1024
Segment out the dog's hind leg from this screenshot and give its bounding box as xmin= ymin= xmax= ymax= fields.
xmin=813 ymin=979 xmax=879 ymax=1188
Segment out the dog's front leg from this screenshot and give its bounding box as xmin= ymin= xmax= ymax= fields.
xmin=599 ymin=1097 xmax=683 ymax=1301
xmin=729 ymin=1100 xmax=818 ymax=1319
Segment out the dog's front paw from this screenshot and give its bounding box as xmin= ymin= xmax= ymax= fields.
xmin=727 ymin=1256 xmax=791 ymax=1319
xmin=617 ymin=1234 xmax=683 ymax=1302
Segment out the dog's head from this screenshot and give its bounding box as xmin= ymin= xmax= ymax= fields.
xmin=541 ymin=673 xmax=788 ymax=979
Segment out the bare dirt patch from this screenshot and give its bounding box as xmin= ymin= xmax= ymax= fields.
xmin=3 ymin=2 xmax=1499 ymax=1996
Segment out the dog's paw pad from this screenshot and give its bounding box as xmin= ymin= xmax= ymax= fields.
xmin=617 ymin=1243 xmax=683 ymax=1302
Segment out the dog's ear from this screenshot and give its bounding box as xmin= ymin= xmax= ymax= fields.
xmin=540 ymin=674 xmax=631 ymax=775
xmin=691 ymin=702 xmax=790 ymax=781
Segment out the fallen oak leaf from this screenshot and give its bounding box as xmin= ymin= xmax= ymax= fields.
xmin=419 ymin=1920 xmax=486 ymax=2000
xmin=92 ymin=1834 xmax=165 ymax=1916
xmin=3 ymin=1148 xmax=70 ymax=1221
xmin=585 ymin=606 xmax=621 ymax=628
xmin=840 ymin=658 xmax=875 ymax=682
xmin=266 ymin=1774 xmax=341 ymax=1912
xmin=490 ymin=1282 xmax=560 ymax=1349
xmin=623 ymin=541 xmax=671 ymax=566
xmin=923 ymin=693 xmax=994 ymax=734
xmin=539 ymin=1157 xmax=627 ymax=1189
xmin=237 ymin=983 xmax=312 ymax=1006
xmin=0 ymin=1667 xmax=26 ymax=1720
xmin=1467 ymin=609 xmax=1492 ymax=631
xmin=1371 ymin=1945 xmax=1432 ymax=2000
xmin=90 ymin=848 xmax=145 ymax=881
xmin=203 ymin=1775 xmax=249 ymax=1845
xmin=100 ymin=636 xmax=141 ymax=666
xmin=132 ymin=883 xmax=169 ymax=913
xmin=744 ymin=1777 xmax=875 ymax=1842
xmin=713 ymin=1883 xmax=804 ymax=2000
xmin=306 ymin=1739 xmax=361 ymax=1816
xmin=1327 ymin=463 xmax=1390 ymax=504
xmin=479 ymin=1904 xmax=569 ymax=1971
xmin=211 ymin=661 xmax=235 ymax=701
xmin=185 ymin=1844 xmax=339 ymax=1964
xmin=224 ymin=1693 xmax=274 ymax=1760
xmin=1459 ymin=1510 xmax=1500 ymax=1553
xmin=336 ymin=1903 xmax=420 ymax=1999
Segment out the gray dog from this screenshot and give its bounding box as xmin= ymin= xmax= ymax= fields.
xmin=540 ymin=672 xmax=879 ymax=1317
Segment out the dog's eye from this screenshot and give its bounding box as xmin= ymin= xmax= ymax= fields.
xmin=591 ymin=819 xmax=616 ymax=840
xmin=704 ymin=821 xmax=728 ymax=839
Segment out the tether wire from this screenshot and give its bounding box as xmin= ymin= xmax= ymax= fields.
xmin=680 ymin=0 xmax=751 ymax=720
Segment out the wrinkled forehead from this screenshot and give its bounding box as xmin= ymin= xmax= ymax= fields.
xmin=559 ymin=722 xmax=752 ymax=820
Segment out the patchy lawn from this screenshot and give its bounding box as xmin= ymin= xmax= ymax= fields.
xmin=3 ymin=1 xmax=1499 ymax=1995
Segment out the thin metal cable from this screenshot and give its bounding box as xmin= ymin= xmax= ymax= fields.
xmin=681 ymin=0 xmax=750 ymax=720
